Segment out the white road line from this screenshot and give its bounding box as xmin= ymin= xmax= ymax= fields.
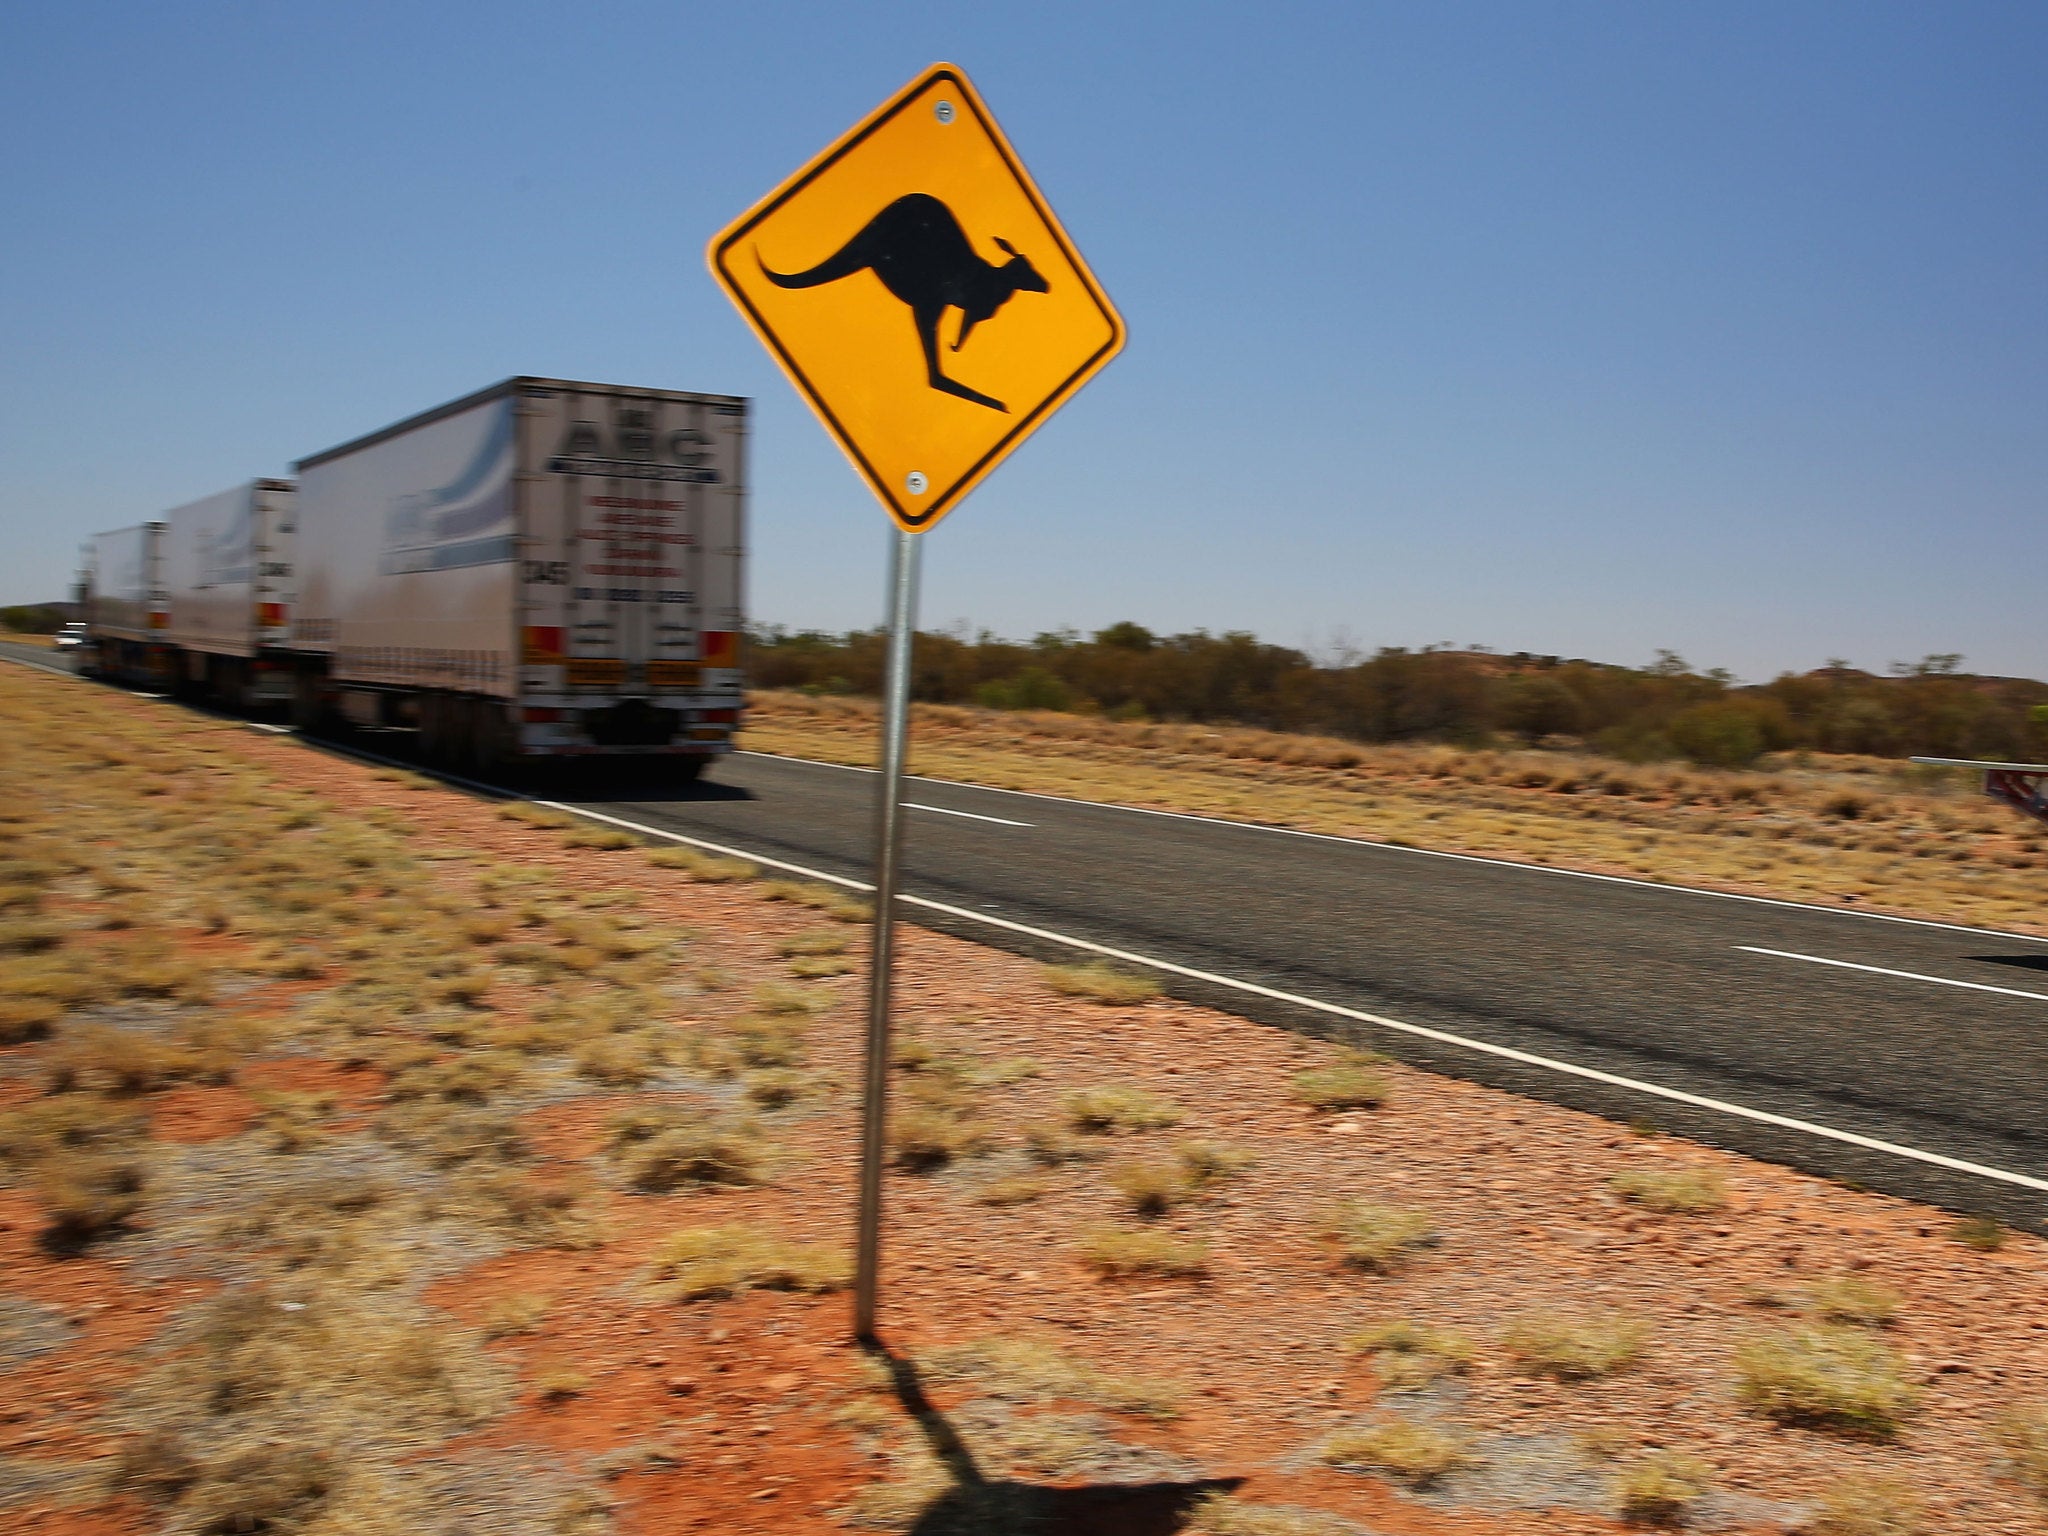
xmin=736 ymin=750 xmax=2048 ymax=947
xmin=904 ymin=801 xmax=1032 ymax=827
xmin=249 ymin=722 xmax=290 ymax=734
xmin=511 ymin=799 xmax=2048 ymax=1196
xmin=1737 ymin=946 xmax=2048 ymax=1003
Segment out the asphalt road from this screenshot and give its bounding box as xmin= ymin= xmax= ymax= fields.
xmin=11 ymin=639 xmax=2045 ymax=1224
xmin=583 ymin=752 xmax=2048 ymax=1224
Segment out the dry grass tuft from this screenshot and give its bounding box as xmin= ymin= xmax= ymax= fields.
xmin=1733 ymin=1326 xmax=1914 ymax=1435
xmin=1950 ymin=1214 xmax=2006 ymax=1252
xmin=1041 ymin=961 xmax=1161 ymax=1005
xmin=649 ymin=846 xmax=757 ymax=882
xmin=1291 ymin=1047 xmax=1391 ymax=1111
xmin=645 ymin=1222 xmax=850 ymax=1301
xmin=1610 ymin=1166 xmax=1728 ymax=1214
xmin=974 ymin=1172 xmax=1052 ymax=1206
xmin=1108 ymin=1158 xmax=1190 ymax=1215
xmin=1063 ymin=1084 xmax=1183 ymax=1134
xmin=1805 ymin=1475 xmax=1925 ymax=1536
xmin=37 ymin=1155 xmax=147 ymax=1253
xmin=1322 ymin=1418 xmax=1473 ymax=1486
xmin=1320 ymin=1201 xmax=1436 ymax=1273
xmin=480 ymin=1293 xmax=552 ymax=1339
xmin=1346 ymin=1320 xmax=1475 ymax=1390
xmin=776 ymin=928 xmax=849 ymax=958
xmin=1804 ymin=1273 xmax=1900 ymax=1327
xmin=758 ymin=880 xmax=871 ymax=922
xmin=916 ymin=1335 xmax=1182 ymax=1418
xmin=1503 ymin=1310 xmax=1648 ymax=1380
xmin=1613 ymin=1450 xmax=1714 ymax=1525
xmin=1075 ymin=1225 xmax=1208 ymax=1278
xmin=563 ymin=825 xmax=638 ymax=850
xmin=500 ymin=803 xmax=578 ymax=830
xmin=1183 ymin=1495 xmax=1360 ymax=1536
xmin=889 ymin=1104 xmax=988 ymax=1170
xmin=606 ymin=1104 xmax=774 ymax=1192
xmin=1990 ymin=1403 xmax=2048 ymax=1498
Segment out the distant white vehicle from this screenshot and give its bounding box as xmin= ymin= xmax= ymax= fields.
xmin=53 ymin=622 xmax=87 ymax=649
xmin=1911 ymin=757 xmax=2048 ymax=827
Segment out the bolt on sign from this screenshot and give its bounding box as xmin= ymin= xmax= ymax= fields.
xmin=708 ymin=63 xmax=1125 ymax=532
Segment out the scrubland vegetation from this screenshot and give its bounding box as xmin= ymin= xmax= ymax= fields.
xmin=7 ymin=661 xmax=2048 ymax=1536
xmin=744 ymin=688 xmax=2048 ymax=933
xmin=751 ymin=621 xmax=2048 ymax=767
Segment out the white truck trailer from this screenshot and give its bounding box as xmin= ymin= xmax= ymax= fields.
xmin=81 ymin=522 xmax=166 ymax=682
xmin=159 ymin=480 xmax=298 ymax=707
xmin=288 ymin=376 xmax=747 ymax=775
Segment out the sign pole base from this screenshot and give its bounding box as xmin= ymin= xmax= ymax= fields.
xmin=853 ymin=525 xmax=922 ymax=1343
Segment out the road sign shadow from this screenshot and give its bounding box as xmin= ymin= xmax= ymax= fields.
xmin=863 ymin=1343 xmax=1241 ymax=1535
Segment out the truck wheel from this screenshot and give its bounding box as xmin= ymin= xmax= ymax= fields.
xmin=674 ymin=758 xmax=706 ymax=785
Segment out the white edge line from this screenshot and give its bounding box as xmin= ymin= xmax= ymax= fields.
xmin=904 ymin=801 xmax=1032 ymax=827
xmin=1738 ymin=946 xmax=2048 ymax=1003
xmin=15 ymin=658 xmax=2047 ymax=1196
xmin=537 ymin=802 xmax=2048 ymax=1196
xmin=738 ymin=748 xmax=2048 ymax=947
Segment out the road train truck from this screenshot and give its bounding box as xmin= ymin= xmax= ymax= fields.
xmin=158 ymin=479 xmax=299 ymax=707
xmin=287 ymin=376 xmax=747 ymax=776
xmin=80 ymin=521 xmax=167 ymax=683
xmin=83 ymin=483 xmax=296 ymax=696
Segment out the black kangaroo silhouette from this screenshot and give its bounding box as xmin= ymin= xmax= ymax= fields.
xmin=757 ymin=192 xmax=1049 ymax=413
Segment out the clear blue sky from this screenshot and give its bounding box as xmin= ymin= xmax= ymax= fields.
xmin=3 ymin=2 xmax=2043 ymax=681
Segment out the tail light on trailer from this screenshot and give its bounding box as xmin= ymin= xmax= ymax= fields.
xmin=521 ymin=626 xmax=566 ymax=664
xmin=698 ymin=709 xmax=738 ymax=724
xmin=699 ymin=630 xmax=738 ymax=667
xmin=523 ymin=707 xmax=564 ymax=723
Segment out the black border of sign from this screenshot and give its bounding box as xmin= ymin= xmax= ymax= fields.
xmin=710 ymin=66 xmax=1124 ymax=531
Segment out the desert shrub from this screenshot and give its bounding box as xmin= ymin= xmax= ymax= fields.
xmin=1023 ymin=1122 xmax=1090 ymax=1165
xmin=573 ymin=1034 xmax=667 ymax=1086
xmin=890 ymin=1105 xmax=987 ymax=1170
xmin=608 ymin=1106 xmax=772 ymax=1193
xmin=1950 ymin=1214 xmax=2006 ymax=1251
xmin=1610 ymin=1166 xmax=1727 ymax=1214
xmin=917 ymin=1336 xmax=1182 ymax=1418
xmin=1804 ymin=1274 xmax=1900 ymax=1327
xmin=1075 ymin=1225 xmax=1208 ymax=1278
xmin=500 ymin=803 xmax=577 ymax=830
xmin=1174 ymin=1139 xmax=1253 ymax=1186
xmin=758 ymin=880 xmax=870 ymax=922
xmin=37 ymin=1155 xmax=147 ymax=1253
xmin=1806 ymin=1475 xmax=1924 ymax=1536
xmin=1041 ymin=962 xmax=1160 ymax=1005
xmin=1183 ymin=1495 xmax=1359 ymax=1536
xmin=742 ymin=1068 xmax=806 ymax=1108
xmin=1108 ymin=1158 xmax=1190 ymax=1215
xmin=752 ymin=982 xmax=833 ymax=1016
xmin=649 ymin=846 xmax=757 ymax=881
xmin=1346 ymin=1320 xmax=1474 ymax=1390
xmin=1503 ymin=1311 xmax=1648 ymax=1380
xmin=564 ymin=825 xmax=637 ymax=850
xmin=1991 ymin=1403 xmax=2048 ymax=1498
xmin=1613 ymin=1450 xmax=1714 ymax=1525
xmin=1063 ymin=1085 xmax=1182 ymax=1134
xmin=645 ymin=1223 xmax=850 ymax=1301
xmin=975 ymin=1173 xmax=1051 ymax=1206
xmin=776 ymin=929 xmax=848 ymax=958
xmin=1321 ymin=1419 xmax=1472 ymax=1486
xmin=730 ymin=1014 xmax=807 ymax=1068
xmin=480 ymin=1293 xmax=552 ymax=1339
xmin=1290 ymin=1048 xmax=1390 ymax=1111
xmin=1733 ymin=1326 xmax=1914 ymax=1435
xmin=1320 ymin=1201 xmax=1435 ymax=1273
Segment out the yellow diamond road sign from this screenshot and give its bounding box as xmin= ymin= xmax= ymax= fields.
xmin=708 ymin=64 xmax=1125 ymax=532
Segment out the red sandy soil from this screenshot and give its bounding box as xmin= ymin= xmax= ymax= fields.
xmin=7 ymin=694 xmax=2048 ymax=1534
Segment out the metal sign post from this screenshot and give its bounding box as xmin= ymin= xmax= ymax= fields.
xmin=708 ymin=62 xmax=1123 ymax=1342
xmin=854 ymin=526 xmax=921 ymax=1340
